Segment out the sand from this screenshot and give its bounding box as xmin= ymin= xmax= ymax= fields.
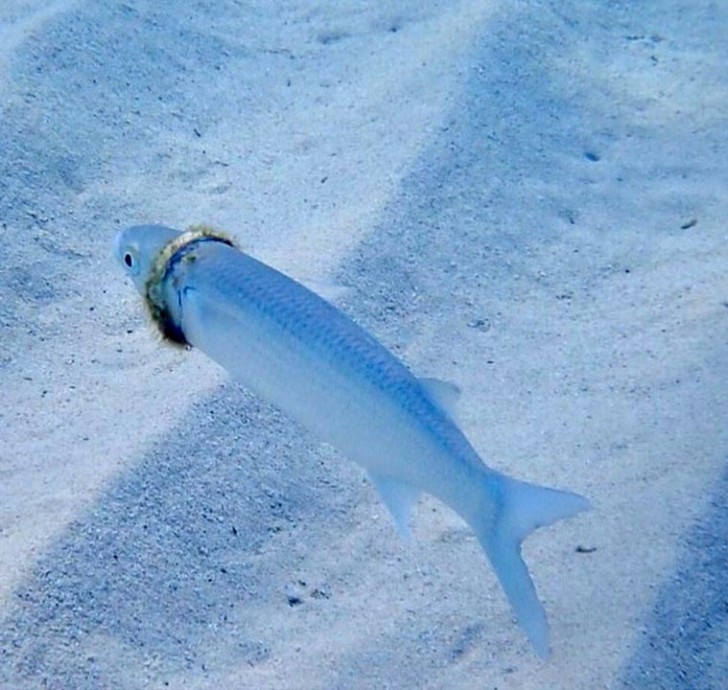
xmin=0 ymin=1 xmax=726 ymax=688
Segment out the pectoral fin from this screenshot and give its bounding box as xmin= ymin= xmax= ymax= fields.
xmin=369 ymin=472 xmax=420 ymax=543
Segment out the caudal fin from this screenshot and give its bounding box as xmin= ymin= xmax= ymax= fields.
xmin=474 ymin=473 xmax=590 ymax=657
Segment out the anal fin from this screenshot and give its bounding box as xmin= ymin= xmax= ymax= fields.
xmin=369 ymin=472 xmax=420 ymax=543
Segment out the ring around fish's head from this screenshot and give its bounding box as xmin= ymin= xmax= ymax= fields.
xmin=114 ymin=224 xmax=183 ymax=295
xmin=115 ymin=223 xmax=236 ymax=346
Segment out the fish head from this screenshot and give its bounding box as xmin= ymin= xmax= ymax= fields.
xmin=114 ymin=224 xmax=182 ymax=294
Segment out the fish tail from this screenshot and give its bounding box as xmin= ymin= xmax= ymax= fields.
xmin=472 ymin=472 xmax=590 ymax=657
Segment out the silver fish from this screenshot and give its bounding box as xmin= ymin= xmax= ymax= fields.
xmin=114 ymin=224 xmax=590 ymax=656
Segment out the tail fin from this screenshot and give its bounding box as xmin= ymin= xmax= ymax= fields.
xmin=474 ymin=474 xmax=590 ymax=657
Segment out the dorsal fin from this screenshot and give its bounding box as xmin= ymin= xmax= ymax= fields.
xmin=418 ymin=377 xmax=462 ymax=418
xmin=299 ymin=278 xmax=351 ymax=304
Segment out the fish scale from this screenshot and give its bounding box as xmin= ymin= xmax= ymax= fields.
xmin=173 ymin=241 xmax=448 ymax=439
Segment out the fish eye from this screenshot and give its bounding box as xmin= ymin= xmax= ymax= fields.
xmin=124 ymin=252 xmax=134 ymax=268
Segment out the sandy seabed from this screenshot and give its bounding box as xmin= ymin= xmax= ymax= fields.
xmin=1 ymin=1 xmax=726 ymax=689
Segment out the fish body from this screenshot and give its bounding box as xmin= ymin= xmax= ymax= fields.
xmin=114 ymin=224 xmax=590 ymax=656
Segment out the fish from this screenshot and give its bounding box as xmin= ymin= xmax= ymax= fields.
xmin=114 ymin=223 xmax=590 ymax=656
